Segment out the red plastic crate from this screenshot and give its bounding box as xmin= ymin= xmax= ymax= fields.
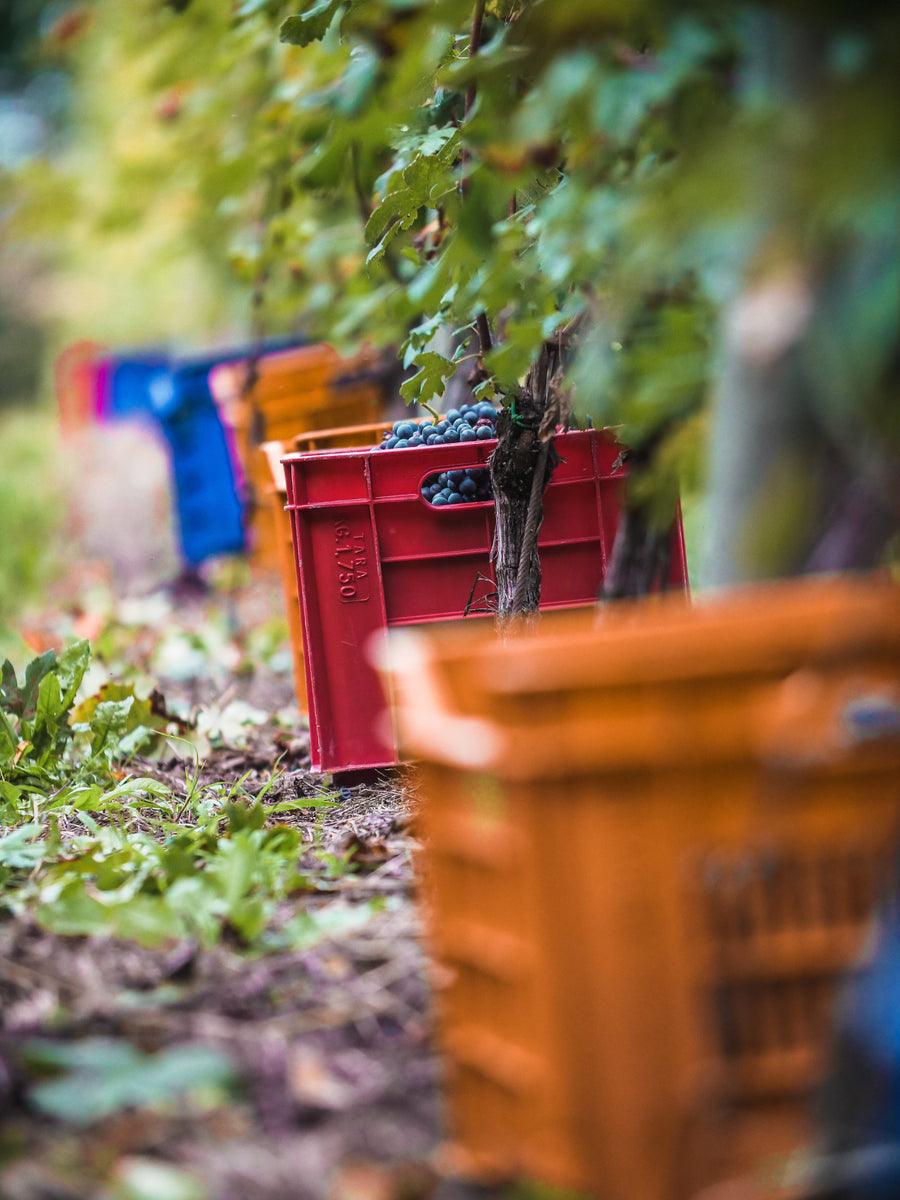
xmin=282 ymin=428 xmax=688 ymax=774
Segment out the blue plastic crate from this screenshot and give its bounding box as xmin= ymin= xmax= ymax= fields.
xmin=103 ymin=352 xmax=171 ymax=421
xmin=97 ymin=338 xmax=305 ymax=565
xmin=162 ymin=391 xmax=246 ymax=565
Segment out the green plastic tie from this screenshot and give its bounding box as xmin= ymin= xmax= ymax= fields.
xmin=509 ymin=398 xmax=540 ymax=430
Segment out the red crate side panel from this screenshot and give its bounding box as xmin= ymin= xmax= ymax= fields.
xmin=365 ymin=429 xmax=607 ymax=502
xmin=537 ymin=543 xmax=606 ymax=607
xmin=304 ymin=504 xmax=396 ymax=771
xmin=295 ymin=429 xmax=609 ymax=506
xmin=547 ymin=433 xmax=601 ymax=479
xmin=374 ymin=498 xmax=495 ymax=560
xmin=286 ymin=455 xmax=396 ymax=773
xmin=382 ymin=553 xmax=497 ymax=625
xmin=367 ymin=440 xmax=497 ymax=497
xmin=289 ymin=505 xmax=327 ymax=764
xmin=539 ymin=479 xmax=603 ymax=544
xmin=285 ymin=452 xmax=373 ymax=506
xmin=587 ymin=443 xmax=690 ymax=595
xmin=282 ymin=454 xmax=297 ymax=509
xmin=288 ymin=503 xmax=322 ymax=742
xmin=588 ymin=428 xmax=624 ymax=475
xmin=590 ymin=434 xmax=617 ymax=576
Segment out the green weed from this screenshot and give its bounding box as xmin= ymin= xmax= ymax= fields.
xmin=1 ymin=640 xmax=363 ymax=952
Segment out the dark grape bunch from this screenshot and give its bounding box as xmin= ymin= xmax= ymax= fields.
xmin=422 ymin=467 xmax=493 ymax=507
xmin=378 ymin=402 xmax=499 ymax=449
xmin=379 ymin=398 xmax=504 ymax=501
xmin=377 ymin=402 xmax=499 ymax=505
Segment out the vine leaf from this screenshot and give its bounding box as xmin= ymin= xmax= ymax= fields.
xmin=280 ymin=0 xmax=350 ymax=46
xmin=365 ymin=136 xmax=459 ymax=269
xmin=399 ymin=352 xmax=454 ymax=406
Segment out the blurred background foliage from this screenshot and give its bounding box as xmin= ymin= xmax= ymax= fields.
xmin=1 ymin=0 xmax=898 ymax=616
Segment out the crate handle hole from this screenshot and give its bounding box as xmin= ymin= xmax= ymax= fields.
xmin=420 ymin=467 xmax=493 ymax=508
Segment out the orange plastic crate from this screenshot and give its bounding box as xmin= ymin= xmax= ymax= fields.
xmin=260 ymin=422 xmax=387 ymax=709
xmin=218 ymin=345 xmax=383 ymax=566
xmin=383 ymin=574 xmax=900 ymax=1199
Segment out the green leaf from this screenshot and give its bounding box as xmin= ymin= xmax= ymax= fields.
xmin=89 ymin=697 xmax=136 ymax=758
xmin=29 ymin=673 xmax=67 ymax=763
xmin=206 ymin=834 xmax=257 ymax=911
xmin=36 ymin=878 xmax=150 ymax=939
xmin=365 ymin=219 xmax=404 ymax=270
xmin=33 ymin=888 xmax=103 ymax=940
xmin=1 ymin=649 xmax=56 ymax=719
xmin=163 ymin=878 xmax=224 ymax=939
xmin=0 ymin=660 xmax=16 ymax=714
xmin=401 ymin=306 xmax=452 ymax=367
xmin=27 ymin=1038 xmax=234 ymax=1125
xmin=56 ymin=640 xmax=91 ymax=711
xmin=365 ymin=141 xmax=458 ymax=248
xmin=227 ymin=896 xmax=268 ymax=942
xmin=294 ymin=135 xmax=350 ymax=189
xmin=399 ymin=351 xmax=454 ymax=405
xmin=107 ymin=897 xmax=186 ymax=948
xmin=22 ymin=652 xmax=59 ymax=718
xmin=0 ymin=780 xmax=23 ymax=817
xmin=279 ymin=898 xmax=378 ymax=950
xmin=109 ymin=1158 xmax=206 ymax=1200
xmin=0 ymin=707 xmax=18 ymax=763
xmin=484 ymin=317 xmax=546 ymax=389
xmin=0 ymin=824 xmax=45 ymax=871
xmin=280 ymin=0 xmax=349 ymax=47
xmin=223 ymin=799 xmax=267 ymax=833
xmin=472 ymin=378 xmax=499 ymax=402
xmin=76 ymin=683 xmax=165 ymax=759
xmin=307 ymin=47 xmax=380 ymax=116
xmin=265 ymin=795 xmax=337 ymax=813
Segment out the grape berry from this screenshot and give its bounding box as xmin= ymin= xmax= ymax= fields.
xmin=378 ymin=402 xmax=498 ymax=506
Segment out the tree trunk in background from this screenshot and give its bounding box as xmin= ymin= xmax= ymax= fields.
xmin=703 ymin=13 xmax=899 ymax=588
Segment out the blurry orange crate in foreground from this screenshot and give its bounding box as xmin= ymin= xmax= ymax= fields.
xmin=216 ymin=345 xmax=383 ymax=566
xmin=261 ymin=423 xmax=387 ymax=709
xmin=383 ymin=574 xmax=900 ymax=1200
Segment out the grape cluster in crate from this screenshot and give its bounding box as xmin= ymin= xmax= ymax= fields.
xmin=378 ymin=402 xmax=498 ymax=507
xmin=378 ymin=402 xmax=498 ymax=449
